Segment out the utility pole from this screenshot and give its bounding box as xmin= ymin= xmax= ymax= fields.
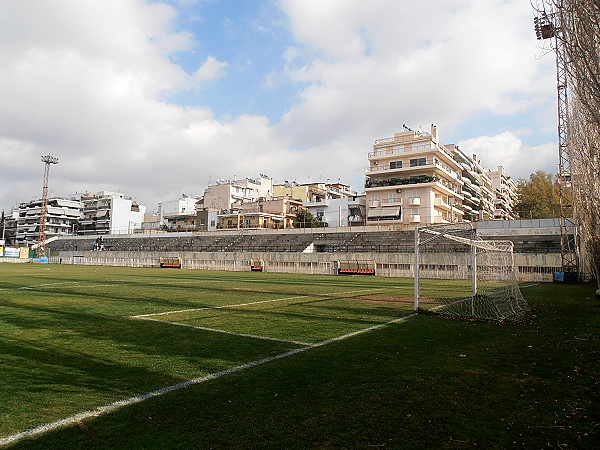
xmin=37 ymin=154 xmax=59 ymax=258
xmin=534 ymin=11 xmax=578 ymax=276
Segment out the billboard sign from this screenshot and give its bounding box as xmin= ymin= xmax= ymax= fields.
xmin=4 ymin=247 xmax=20 ymax=257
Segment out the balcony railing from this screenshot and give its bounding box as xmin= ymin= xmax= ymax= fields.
xmin=367 ymin=158 xmax=460 ymax=180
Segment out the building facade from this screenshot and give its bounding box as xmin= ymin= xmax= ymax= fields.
xmin=217 ymin=197 xmax=303 ymax=230
xmin=447 ymin=146 xmax=495 ymax=222
xmin=13 ymin=198 xmax=81 ymax=246
xmin=365 ymin=125 xmax=464 ymax=226
xmin=78 ymin=191 xmax=146 ymax=235
xmin=273 ymin=182 xmax=356 ymax=203
xmin=486 ymin=166 xmax=519 ymax=220
xmin=201 ymin=175 xmax=273 ymax=211
xmin=304 ymin=195 xmax=366 ymax=227
xmin=158 ymin=196 xmax=200 ymax=231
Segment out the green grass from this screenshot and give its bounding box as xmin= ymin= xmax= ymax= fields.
xmin=0 ymin=264 xmax=598 ymax=448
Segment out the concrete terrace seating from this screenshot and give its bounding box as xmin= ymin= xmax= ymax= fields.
xmin=47 ymin=230 xmax=562 ymax=254
xmin=335 ymin=231 xmax=415 ymax=253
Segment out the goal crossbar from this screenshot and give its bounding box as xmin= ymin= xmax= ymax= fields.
xmin=414 ymin=224 xmax=528 ymax=321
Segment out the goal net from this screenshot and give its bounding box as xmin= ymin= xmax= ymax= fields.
xmin=414 ymin=223 xmax=528 ymax=321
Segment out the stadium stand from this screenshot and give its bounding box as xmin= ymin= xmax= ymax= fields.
xmin=47 ymin=230 xmax=562 ymax=254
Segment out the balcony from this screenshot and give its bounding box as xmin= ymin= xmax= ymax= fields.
xmin=366 ymin=157 xmax=460 ymax=180
xmin=434 ymin=197 xmax=450 ymax=209
xmin=381 ymin=198 xmax=402 ymax=206
xmin=373 ymin=130 xmax=431 ymax=146
xmin=366 ymin=174 xmax=438 ymax=188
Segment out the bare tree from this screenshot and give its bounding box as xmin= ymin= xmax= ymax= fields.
xmin=534 ymin=0 xmax=600 ymax=291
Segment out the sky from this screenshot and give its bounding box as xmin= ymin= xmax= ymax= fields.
xmin=0 ymin=0 xmax=559 ymax=214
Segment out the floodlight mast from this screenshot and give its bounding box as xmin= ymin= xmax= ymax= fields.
xmin=37 ymin=154 xmax=59 ymax=258
xmin=534 ymin=11 xmax=579 ymax=275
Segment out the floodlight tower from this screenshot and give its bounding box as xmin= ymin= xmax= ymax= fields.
xmin=534 ymin=11 xmax=578 ymax=275
xmin=37 ymin=154 xmax=59 ymax=258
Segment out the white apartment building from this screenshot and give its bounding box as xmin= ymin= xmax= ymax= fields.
xmin=365 ymin=125 xmax=464 ymax=226
xmin=158 ymin=195 xmax=201 ymax=230
xmin=446 ymin=145 xmax=495 ymax=222
xmin=13 ymin=197 xmax=81 ymax=246
xmin=304 ymin=195 xmax=366 ymax=227
xmin=239 ymin=174 xmax=273 ymax=200
xmin=486 ymin=166 xmax=518 ymax=220
xmin=78 ymin=191 xmax=146 ymax=235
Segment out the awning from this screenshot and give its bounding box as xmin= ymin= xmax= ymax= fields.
xmin=368 ymin=207 xmax=401 ymax=218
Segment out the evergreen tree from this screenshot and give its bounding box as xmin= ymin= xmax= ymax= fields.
xmin=515 ymin=171 xmax=561 ymax=219
xmin=293 ymin=209 xmax=324 ymax=228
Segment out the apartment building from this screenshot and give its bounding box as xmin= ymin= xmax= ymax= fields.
xmin=218 ymin=197 xmax=303 ymax=229
xmin=78 ymin=191 xmax=146 ymax=235
xmin=158 ymin=195 xmax=201 ymax=231
xmin=486 ymin=166 xmax=518 ymax=220
xmin=13 ymin=197 xmax=80 ymax=246
xmin=1 ymin=210 xmax=18 ymax=245
xmin=304 ymin=195 xmax=366 ymax=227
xmin=365 ymin=125 xmax=464 ymax=226
xmin=446 ymin=145 xmax=495 ymax=222
xmin=273 ymin=182 xmax=356 ymax=203
xmin=201 ymin=175 xmax=273 ymax=211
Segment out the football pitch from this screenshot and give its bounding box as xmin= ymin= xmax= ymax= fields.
xmin=0 ymin=264 xmax=415 ymax=444
xmin=1 ymin=264 xmax=597 ymax=447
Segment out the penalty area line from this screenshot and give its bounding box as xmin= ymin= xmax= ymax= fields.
xmin=0 ymin=312 xmax=416 ymax=447
xmin=130 ymin=287 xmax=387 ymax=319
xmin=137 ymin=317 xmax=314 ymax=346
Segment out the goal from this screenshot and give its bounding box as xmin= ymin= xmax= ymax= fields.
xmin=413 ymin=223 xmax=528 ymax=321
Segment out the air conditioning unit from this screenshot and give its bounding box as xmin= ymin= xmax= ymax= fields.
xmin=369 ymin=200 xmax=380 ymax=207
xmin=409 ymin=214 xmax=421 ymax=223
xmin=408 ymin=197 xmax=421 ymax=206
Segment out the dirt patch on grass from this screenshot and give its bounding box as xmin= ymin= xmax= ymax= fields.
xmin=356 ymin=295 xmax=442 ymax=304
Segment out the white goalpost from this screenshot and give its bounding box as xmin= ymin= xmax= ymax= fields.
xmin=414 ymin=223 xmax=528 ymax=321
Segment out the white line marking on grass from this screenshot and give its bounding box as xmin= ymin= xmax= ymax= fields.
xmin=0 ymin=312 xmax=416 ymax=447
xmin=130 ymin=288 xmax=386 ymax=319
xmin=138 ymin=317 xmax=314 ymax=346
xmin=17 ymin=281 xmax=93 ymax=290
xmin=131 ymin=295 xmax=312 ymax=318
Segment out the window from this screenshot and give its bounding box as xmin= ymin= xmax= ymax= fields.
xmin=390 ymin=161 xmax=402 ymax=169
xmin=410 ymin=157 xmax=427 ymax=167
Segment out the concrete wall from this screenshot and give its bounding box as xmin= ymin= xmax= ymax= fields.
xmin=49 ymin=249 xmax=557 ymax=282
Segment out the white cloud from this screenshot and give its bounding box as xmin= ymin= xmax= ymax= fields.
xmin=0 ymin=0 xmax=558 ymax=215
xmin=458 ymin=131 xmax=558 ymax=180
xmin=193 ymin=55 xmax=230 ymax=82
xmin=278 ymin=0 xmax=555 ymax=146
